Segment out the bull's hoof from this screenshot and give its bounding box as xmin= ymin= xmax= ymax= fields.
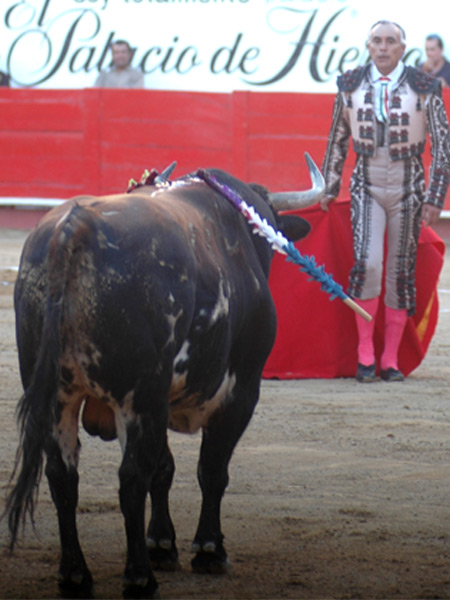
xmin=123 ymin=572 xmax=160 ymax=600
xmin=123 ymin=561 xmax=160 ymax=600
xmin=191 ymin=541 xmax=230 ymax=574
xmin=123 ymin=582 xmax=160 ymax=600
xmin=146 ymin=537 xmax=180 ymax=572
xmin=58 ymin=565 xmax=93 ymax=599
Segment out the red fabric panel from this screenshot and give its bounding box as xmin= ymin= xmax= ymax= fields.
xmin=263 ymin=200 xmax=445 ymax=379
xmin=0 ymin=89 xmax=449 ymax=208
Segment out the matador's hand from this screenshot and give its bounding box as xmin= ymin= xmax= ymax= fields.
xmin=320 ymin=195 xmax=337 ymax=212
xmin=422 ymin=203 xmax=441 ymax=227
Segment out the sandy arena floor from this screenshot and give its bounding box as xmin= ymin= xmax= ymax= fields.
xmin=0 ymin=228 xmax=450 ymax=599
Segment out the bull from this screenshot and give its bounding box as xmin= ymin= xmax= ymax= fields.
xmin=4 ymin=159 xmax=323 ymax=598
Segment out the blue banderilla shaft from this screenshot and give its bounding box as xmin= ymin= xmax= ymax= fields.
xmin=197 ymin=169 xmax=371 ymax=322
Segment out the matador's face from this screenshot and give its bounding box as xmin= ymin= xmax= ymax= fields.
xmin=367 ymin=23 xmax=406 ymax=76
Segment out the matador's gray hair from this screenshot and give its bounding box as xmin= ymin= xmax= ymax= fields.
xmin=368 ymin=20 xmax=406 ymax=44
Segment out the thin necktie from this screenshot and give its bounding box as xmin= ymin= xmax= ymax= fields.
xmin=379 ymin=76 xmax=390 ymax=123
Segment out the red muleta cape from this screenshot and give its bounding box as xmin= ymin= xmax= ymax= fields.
xmin=264 ymin=200 xmax=445 ymax=379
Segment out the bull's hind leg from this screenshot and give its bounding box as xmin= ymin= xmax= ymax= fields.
xmin=192 ymin=380 xmax=259 ymax=574
xmin=118 ymin=409 xmax=167 ymax=599
xmin=45 ymin=404 xmax=92 ymax=594
xmin=146 ymin=439 xmax=180 ymax=571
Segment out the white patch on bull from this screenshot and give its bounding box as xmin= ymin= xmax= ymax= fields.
xmin=250 ymin=270 xmax=262 ymax=292
xmin=55 ymin=208 xmax=72 ymax=230
xmin=52 ymin=393 xmax=84 ymax=469
xmin=213 ymin=279 xmax=229 ymax=321
xmin=164 ymin=308 xmax=183 ymax=349
xmin=100 ymin=210 xmax=120 ymax=217
xmin=168 ymin=370 xmax=236 ymax=434
xmin=171 ymin=340 xmax=190 ymax=393
xmin=113 ymin=390 xmax=137 ymax=454
xmin=193 ymin=281 xmax=229 ymax=334
xmin=106 ymin=241 xmax=120 ymax=250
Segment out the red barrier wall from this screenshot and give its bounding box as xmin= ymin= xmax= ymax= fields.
xmin=0 ymin=88 xmax=449 ymax=207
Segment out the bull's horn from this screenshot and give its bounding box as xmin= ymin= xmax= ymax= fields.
xmin=155 ymin=161 xmax=177 ymax=184
xmin=269 ymin=152 xmax=325 ymax=211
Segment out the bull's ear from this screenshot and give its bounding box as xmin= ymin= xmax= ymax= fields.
xmin=276 ymin=214 xmax=311 ymax=241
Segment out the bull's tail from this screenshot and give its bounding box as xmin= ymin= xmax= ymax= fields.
xmin=4 ymin=204 xmax=99 ymax=551
xmin=5 ymin=309 xmax=61 ymax=550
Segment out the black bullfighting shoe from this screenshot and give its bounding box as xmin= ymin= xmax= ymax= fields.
xmin=355 ymin=362 xmax=377 ymax=383
xmin=380 ymin=367 xmax=405 ymax=382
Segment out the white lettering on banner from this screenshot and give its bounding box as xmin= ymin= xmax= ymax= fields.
xmin=1 ymin=0 xmax=449 ymax=91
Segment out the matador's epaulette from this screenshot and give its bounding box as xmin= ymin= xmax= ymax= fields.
xmin=337 ymin=66 xmax=367 ymax=92
xmin=405 ymin=66 xmax=441 ymax=94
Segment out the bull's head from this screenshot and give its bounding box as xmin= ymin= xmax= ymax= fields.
xmin=268 ymin=153 xmax=325 ymax=212
xmin=155 ymin=154 xmax=324 ymax=213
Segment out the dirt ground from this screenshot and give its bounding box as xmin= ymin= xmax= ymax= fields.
xmin=1 ymin=228 xmax=450 ymax=600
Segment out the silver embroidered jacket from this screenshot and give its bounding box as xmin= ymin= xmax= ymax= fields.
xmin=322 ymin=64 xmax=450 ymax=209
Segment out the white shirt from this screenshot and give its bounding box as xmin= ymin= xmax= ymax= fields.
xmin=371 ymin=62 xmax=405 ymax=122
xmin=94 ymin=66 xmax=144 ymax=88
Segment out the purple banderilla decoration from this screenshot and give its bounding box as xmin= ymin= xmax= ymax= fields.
xmin=197 ymin=168 xmax=371 ymax=322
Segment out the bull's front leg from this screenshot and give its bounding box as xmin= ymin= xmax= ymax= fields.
xmin=192 ymin=384 xmax=258 ymax=574
xmin=191 ymin=445 xmax=229 ymax=575
xmin=146 ymin=439 xmax=179 ymax=571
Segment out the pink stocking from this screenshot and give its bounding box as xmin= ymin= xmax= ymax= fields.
xmin=355 ymin=298 xmax=379 ymax=366
xmin=381 ymin=306 xmax=408 ymax=370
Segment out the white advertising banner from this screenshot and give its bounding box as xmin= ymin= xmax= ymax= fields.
xmin=2 ymin=0 xmax=449 ymax=92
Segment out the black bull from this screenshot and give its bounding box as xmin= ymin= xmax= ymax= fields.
xmin=5 ymin=168 xmax=313 ymax=598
